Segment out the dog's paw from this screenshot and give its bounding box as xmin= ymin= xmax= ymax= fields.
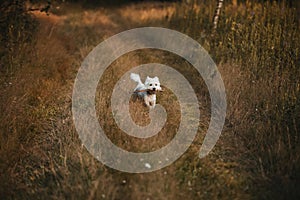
xmin=148 ymin=102 xmax=156 ymax=109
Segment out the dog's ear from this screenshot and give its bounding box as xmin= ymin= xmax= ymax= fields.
xmin=145 ymin=76 xmax=150 ymax=83
xmin=153 ymin=76 xmax=159 ymax=81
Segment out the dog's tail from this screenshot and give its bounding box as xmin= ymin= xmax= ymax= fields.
xmin=130 ymin=73 xmax=143 ymax=85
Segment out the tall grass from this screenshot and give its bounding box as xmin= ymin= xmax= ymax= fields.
xmin=0 ymin=0 xmax=299 ymax=199
xmin=170 ymin=0 xmax=300 ymax=198
xmin=0 ymin=1 xmax=38 ymax=73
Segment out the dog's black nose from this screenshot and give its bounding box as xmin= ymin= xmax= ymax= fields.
xmin=153 ymin=88 xmax=156 ymax=91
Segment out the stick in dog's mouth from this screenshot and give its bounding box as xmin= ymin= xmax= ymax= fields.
xmin=133 ymin=88 xmax=163 ymax=94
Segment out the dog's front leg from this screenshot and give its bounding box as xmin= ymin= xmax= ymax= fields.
xmin=149 ymin=101 xmax=155 ymax=109
xmin=144 ymin=96 xmax=150 ymax=108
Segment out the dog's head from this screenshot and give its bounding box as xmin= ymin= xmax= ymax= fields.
xmin=144 ymin=76 xmax=162 ymax=92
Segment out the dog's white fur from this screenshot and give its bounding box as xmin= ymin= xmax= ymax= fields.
xmin=130 ymin=73 xmax=162 ymax=109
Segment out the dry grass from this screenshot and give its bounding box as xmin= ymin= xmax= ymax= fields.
xmin=170 ymin=0 xmax=300 ymax=198
xmin=119 ymin=1 xmax=175 ymax=23
xmin=0 ymin=0 xmax=299 ymax=199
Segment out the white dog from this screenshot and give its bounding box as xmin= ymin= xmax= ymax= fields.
xmin=130 ymin=73 xmax=162 ymax=109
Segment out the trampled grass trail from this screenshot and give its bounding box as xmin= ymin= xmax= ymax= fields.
xmin=0 ymin=1 xmax=299 ymax=199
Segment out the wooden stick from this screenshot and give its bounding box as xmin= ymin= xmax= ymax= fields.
xmin=133 ymin=89 xmax=164 ymax=93
xmin=134 ymin=89 xmax=148 ymax=93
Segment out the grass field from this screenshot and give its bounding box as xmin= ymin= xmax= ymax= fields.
xmin=0 ymin=0 xmax=299 ymax=199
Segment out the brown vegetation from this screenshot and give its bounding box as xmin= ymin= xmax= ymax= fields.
xmin=0 ymin=0 xmax=299 ymax=199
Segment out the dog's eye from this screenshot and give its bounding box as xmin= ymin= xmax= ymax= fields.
xmin=149 ymin=84 xmax=152 ymax=86
xmin=155 ymin=84 xmax=157 ymax=86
